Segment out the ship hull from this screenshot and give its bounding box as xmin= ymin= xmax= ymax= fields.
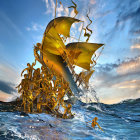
xmin=42 ymin=51 xmax=79 ymax=95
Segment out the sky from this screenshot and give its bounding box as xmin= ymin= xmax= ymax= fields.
xmin=0 ymin=0 xmax=140 ymax=104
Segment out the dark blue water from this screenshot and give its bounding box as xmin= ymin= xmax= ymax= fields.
xmin=0 ymin=98 xmax=140 ymax=140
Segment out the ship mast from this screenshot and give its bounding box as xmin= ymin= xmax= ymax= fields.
xmin=55 ymin=0 xmax=57 ymax=18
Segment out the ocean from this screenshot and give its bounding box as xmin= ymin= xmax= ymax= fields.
xmin=0 ymin=98 xmax=140 ymax=140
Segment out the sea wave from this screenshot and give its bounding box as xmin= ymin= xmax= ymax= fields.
xmin=0 ymin=98 xmax=140 ymax=139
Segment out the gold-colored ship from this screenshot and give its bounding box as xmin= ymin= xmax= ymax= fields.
xmin=16 ymin=0 xmax=104 ymax=119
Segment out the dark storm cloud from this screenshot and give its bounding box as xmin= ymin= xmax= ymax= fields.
xmin=95 ymin=56 xmax=140 ymax=87
xmin=132 ymin=29 xmax=140 ymax=35
xmin=96 ymin=63 xmax=119 ymax=72
xmin=115 ymin=3 xmax=140 ymax=36
xmin=0 ymin=80 xmax=16 ymax=94
xmin=97 ymin=70 xmax=140 ymax=88
xmin=96 ymin=55 xmax=140 ymax=72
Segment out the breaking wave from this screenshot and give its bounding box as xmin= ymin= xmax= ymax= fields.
xmin=0 ymin=97 xmax=140 ymax=139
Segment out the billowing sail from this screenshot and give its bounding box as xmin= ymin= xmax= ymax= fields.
xmin=66 ymin=42 xmax=104 ymax=70
xmin=42 ymin=27 xmax=65 ymax=55
xmin=41 ymin=17 xmax=81 ymax=56
xmin=40 ymin=16 xmax=81 ymax=94
xmin=45 ymin=16 xmax=81 ymax=37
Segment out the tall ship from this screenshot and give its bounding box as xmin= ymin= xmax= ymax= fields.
xmin=16 ymin=0 xmax=104 ymax=118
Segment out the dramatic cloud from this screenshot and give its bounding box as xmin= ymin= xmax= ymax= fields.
xmin=112 ymin=80 xmax=140 ymax=89
xmin=0 ymin=62 xmax=19 ymax=84
xmin=91 ymin=56 xmax=140 ymax=104
xmin=87 ymin=0 xmax=140 ymax=104
xmin=0 ymin=80 xmax=16 ymax=94
xmin=0 ymin=63 xmax=19 ymax=102
xmin=96 ymin=63 xmax=119 ymax=73
xmin=117 ymin=56 xmax=140 ymax=75
xmin=0 ymin=90 xmax=18 ymax=102
xmin=97 ymin=0 xmax=140 ymax=36
xmin=0 ymin=61 xmax=20 ymax=102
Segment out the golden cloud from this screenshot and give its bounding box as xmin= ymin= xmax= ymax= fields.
xmin=117 ymin=57 xmax=140 ymax=75
xmin=0 ymin=90 xmax=17 ymax=102
xmin=112 ymin=79 xmax=140 ymax=89
xmin=131 ymin=44 xmax=140 ymax=49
